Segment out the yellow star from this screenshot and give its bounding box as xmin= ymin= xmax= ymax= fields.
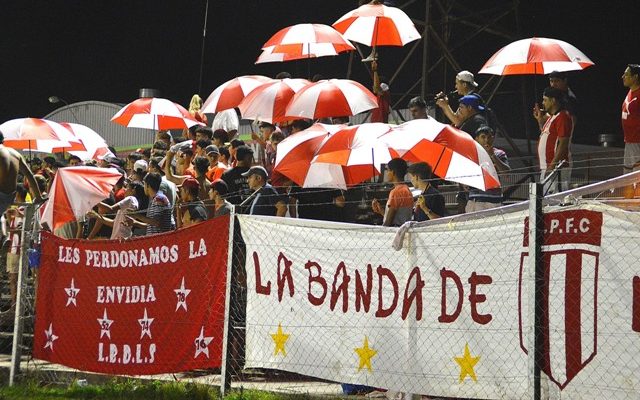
xmin=271 ymin=323 xmax=290 ymax=356
xmin=454 ymin=343 xmax=480 ymax=383
xmin=354 ymin=336 xmax=377 ymax=372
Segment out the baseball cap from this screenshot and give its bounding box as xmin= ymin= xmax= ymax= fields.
xmin=210 ymin=179 xmax=229 ymax=196
xmin=459 ymin=95 xmax=485 ymax=111
xmin=180 ymin=177 xmax=200 ymax=190
xmin=133 ymin=159 xmax=148 ymax=172
xmin=205 ymin=144 xmax=220 ymax=155
xmin=241 ymin=165 xmax=268 ymax=180
xmin=456 ymin=70 xmax=478 ymax=87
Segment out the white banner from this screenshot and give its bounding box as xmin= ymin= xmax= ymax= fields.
xmin=239 ymin=203 xmax=640 ymax=399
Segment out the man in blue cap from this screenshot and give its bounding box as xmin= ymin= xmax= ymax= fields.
xmin=456 ymin=94 xmax=488 ymax=137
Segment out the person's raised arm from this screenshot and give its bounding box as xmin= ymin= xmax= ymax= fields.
xmin=17 ymin=153 xmax=43 ymax=203
xmin=164 ymin=150 xmax=188 ymax=185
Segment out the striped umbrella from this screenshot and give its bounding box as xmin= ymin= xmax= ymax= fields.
xmin=111 ymin=97 xmax=203 ymax=130
xmin=238 ymin=78 xmax=310 ymax=124
xmin=479 ymin=37 xmax=594 ymax=75
xmin=285 ymin=79 xmax=378 ymax=120
xmin=0 ymin=118 xmax=78 ymax=153
xmin=202 ymin=75 xmax=274 ymax=113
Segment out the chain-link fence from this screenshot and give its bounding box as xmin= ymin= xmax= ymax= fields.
xmin=4 ymin=173 xmax=640 ymax=399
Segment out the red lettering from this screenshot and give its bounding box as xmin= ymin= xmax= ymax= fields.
xmin=375 ymin=266 xmax=398 ymax=318
xmin=355 ymin=265 xmax=373 ymax=313
xmin=439 ymin=268 xmax=463 ymax=323
xmin=402 ymin=267 xmax=425 ymax=321
xmin=330 ymin=262 xmax=351 ymax=312
xmin=253 ymin=252 xmax=271 ymax=295
xmin=468 ymin=272 xmax=493 ymax=325
xmin=277 ymin=252 xmax=295 ymax=302
xmin=305 ymin=261 xmax=327 ymax=306
xmin=633 ymin=276 xmax=640 ymax=332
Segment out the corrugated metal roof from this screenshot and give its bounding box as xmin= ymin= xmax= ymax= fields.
xmin=44 ymin=101 xmax=157 ymax=149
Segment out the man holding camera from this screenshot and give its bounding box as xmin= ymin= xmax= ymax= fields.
xmin=435 ymin=70 xmax=483 ymax=127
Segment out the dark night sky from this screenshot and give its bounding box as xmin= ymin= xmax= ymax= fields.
xmin=1 ymin=1 xmax=638 ymax=144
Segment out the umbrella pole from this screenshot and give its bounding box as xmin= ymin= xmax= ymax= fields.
xmin=307 ymin=43 xmax=311 ymax=80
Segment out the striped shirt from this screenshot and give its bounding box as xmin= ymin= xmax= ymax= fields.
xmin=146 ymin=191 xmax=174 ymax=235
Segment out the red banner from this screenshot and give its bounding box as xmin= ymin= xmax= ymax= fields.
xmin=33 ymin=216 xmax=230 ymax=375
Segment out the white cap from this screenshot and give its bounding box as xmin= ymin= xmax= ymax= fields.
xmin=456 ymin=70 xmax=478 ymax=87
xmin=133 ymin=159 xmax=148 ymax=173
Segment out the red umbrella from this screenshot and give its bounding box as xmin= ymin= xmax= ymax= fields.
xmin=111 ymin=97 xmax=203 ymax=130
xmin=332 ymin=3 xmax=421 ymax=47
xmin=479 ymin=37 xmax=594 ymax=76
xmin=202 ymin=75 xmax=274 ymax=113
xmin=285 ymin=79 xmax=378 ymax=120
xmin=0 ymin=118 xmax=78 ymax=153
xmin=41 ymin=167 xmax=123 ymax=231
xmin=379 ymin=119 xmax=501 ymax=191
xmin=238 ymin=78 xmax=310 ymax=123
xmin=56 ymin=123 xmax=112 ymax=161
xmin=256 ymin=23 xmax=355 ymax=64
xmin=273 ymin=123 xmax=345 ymax=187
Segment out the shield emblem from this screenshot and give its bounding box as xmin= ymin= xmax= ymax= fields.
xmin=519 ymin=248 xmax=599 ymax=389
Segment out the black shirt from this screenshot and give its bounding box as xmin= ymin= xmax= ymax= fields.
xmin=413 ymin=185 xmax=446 ymax=222
xmin=289 ymin=186 xmax=344 ymax=222
xmin=459 ymin=113 xmax=488 ymax=138
xmin=222 ymin=166 xmax=250 ymax=205
xmin=249 ymin=184 xmax=286 ymax=216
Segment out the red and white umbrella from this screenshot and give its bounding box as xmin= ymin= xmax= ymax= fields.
xmin=57 ymin=123 xmax=113 ymax=161
xmin=285 ymin=79 xmax=378 ymax=120
xmin=379 ymin=119 xmax=500 ymax=191
xmin=256 ymin=23 xmax=355 ymax=64
xmin=0 ymin=118 xmax=77 ymax=153
xmin=41 ymin=166 xmax=123 ymax=231
xmin=202 ymin=75 xmax=274 ymax=113
xmin=333 ymin=3 xmax=421 ymax=47
xmin=111 ymin=97 xmax=204 ymax=130
xmin=238 ymin=78 xmax=310 ymax=123
xmin=479 ymin=37 xmax=595 ymax=76
xmin=309 ymin=123 xmax=396 ymax=188
xmin=273 ymin=123 xmax=345 ymax=187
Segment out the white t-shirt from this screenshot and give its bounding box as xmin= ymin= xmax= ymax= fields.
xmin=111 ymin=196 xmax=139 ymax=240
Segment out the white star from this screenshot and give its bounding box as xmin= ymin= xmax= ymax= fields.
xmin=138 ymin=308 xmax=154 ymax=339
xmin=43 ymin=323 xmax=59 ymax=351
xmin=174 ymin=277 xmax=192 ymax=312
xmin=64 ymin=278 xmax=80 ymax=307
xmin=97 ymin=308 xmax=114 ymax=339
xmin=193 ymin=326 xmax=214 ymax=359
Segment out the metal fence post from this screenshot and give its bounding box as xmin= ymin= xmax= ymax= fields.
xmin=9 ymin=203 xmax=35 ymax=386
xmin=220 ymin=207 xmax=236 ymax=397
xmin=528 ymin=183 xmax=544 ymax=400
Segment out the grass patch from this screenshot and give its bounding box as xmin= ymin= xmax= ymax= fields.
xmin=0 ymin=378 xmax=217 ymax=400
xmin=0 ymin=379 xmax=335 ymax=400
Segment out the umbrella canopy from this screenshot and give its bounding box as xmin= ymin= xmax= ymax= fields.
xmin=285 ymin=79 xmax=378 ymax=120
xmin=273 ymin=123 xmax=345 ymax=187
xmin=309 ymin=123 xmax=396 ymax=188
xmin=379 ymin=119 xmax=501 ymax=191
xmin=202 ymin=75 xmax=274 ymax=113
xmin=257 ymin=23 xmax=355 ymax=64
xmin=41 ymin=167 xmax=123 ymax=231
xmin=111 ymin=97 xmax=204 ymax=130
xmin=479 ymin=37 xmax=595 ymax=75
xmin=57 ymin=123 xmax=113 ymax=161
xmin=238 ymin=78 xmax=310 ymax=124
xmin=0 ymin=118 xmax=77 ymax=153
xmin=332 ymin=3 xmax=421 ymax=47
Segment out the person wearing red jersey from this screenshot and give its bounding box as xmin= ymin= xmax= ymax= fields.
xmin=622 ymin=64 xmax=640 ymax=198
xmin=533 ymin=87 xmax=574 ymax=194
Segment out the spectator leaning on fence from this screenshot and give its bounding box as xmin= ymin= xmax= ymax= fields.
xmin=208 ymin=179 xmax=233 ymax=217
xmin=465 ymin=126 xmax=510 ymax=213
xmin=372 ymin=158 xmax=414 ymax=227
xmin=128 ymin=172 xmax=174 ymax=235
xmin=621 ymin=64 xmax=640 ymax=198
xmin=407 ymin=162 xmax=445 ymax=221
xmin=177 ymin=177 xmax=208 ymax=228
xmin=242 ymin=166 xmax=287 ymax=217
